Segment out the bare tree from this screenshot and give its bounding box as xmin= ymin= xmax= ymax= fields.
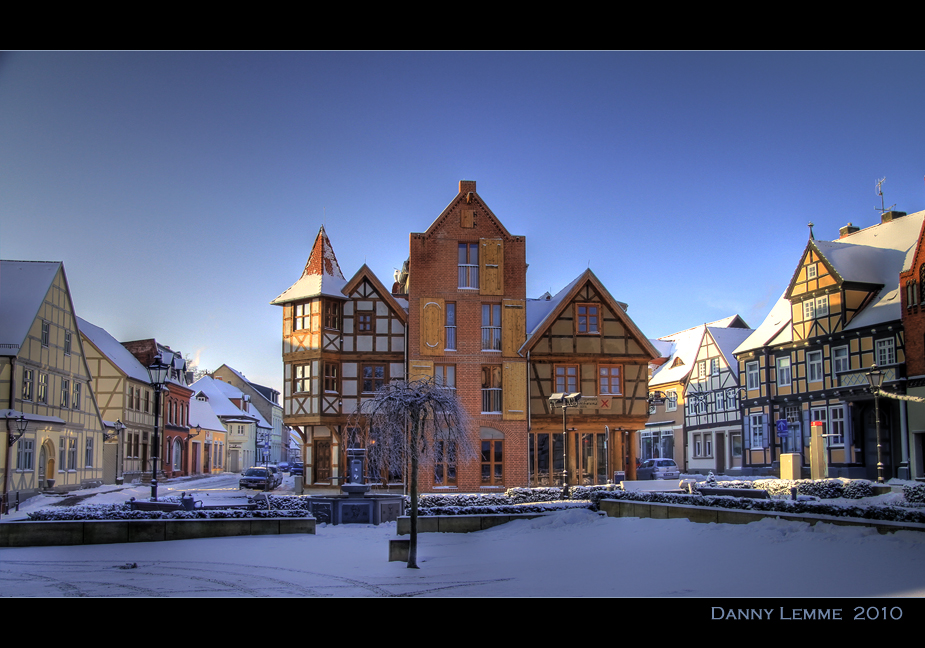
xmin=348 ymin=377 xmax=475 ymax=568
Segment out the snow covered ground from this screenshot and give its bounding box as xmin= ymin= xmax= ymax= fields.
xmin=2 ymin=474 xmax=925 ymax=600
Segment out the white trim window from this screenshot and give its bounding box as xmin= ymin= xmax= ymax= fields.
xmin=807 ymin=263 xmax=817 ymax=279
xmin=749 ymin=413 xmax=765 ymax=449
xmin=876 ymin=338 xmax=896 ymax=366
xmin=803 ymin=299 xmax=816 ymax=320
xmin=17 ymin=438 xmax=34 ymax=470
xmin=829 ymin=405 xmax=846 ymax=445
xmin=815 ymin=295 xmax=829 ymax=317
xmin=776 ymin=356 xmax=791 ymax=387
xmin=833 ymin=345 xmax=849 ymax=374
xmin=85 ymin=437 xmax=94 ymax=468
xmin=666 ymin=390 xmax=677 ymax=412
xmin=807 ymin=351 xmax=823 ymax=383
xmin=67 ymin=437 xmax=77 ymax=471
xmin=715 ymin=389 xmax=727 ymax=412
xmin=746 ymin=361 xmax=760 ymax=391
xmin=710 ymin=358 xmax=720 ymax=376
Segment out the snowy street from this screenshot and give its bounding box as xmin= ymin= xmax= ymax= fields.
xmin=1 ymin=475 xmax=925 ymax=598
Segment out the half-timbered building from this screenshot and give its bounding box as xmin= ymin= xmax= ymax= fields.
xmin=271 ymin=227 xmax=407 ymax=486
xmin=734 ymin=210 xmax=925 ymax=480
xmin=1 ymin=261 xmax=106 ymax=501
xmin=683 ymin=324 xmax=754 ymax=475
xmin=78 ymin=317 xmax=156 ymax=484
xmin=645 ymin=315 xmax=751 ymax=473
xmin=522 ymin=270 xmax=658 ymax=485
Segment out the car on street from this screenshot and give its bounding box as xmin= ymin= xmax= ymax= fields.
xmin=239 ymin=467 xmax=275 ymax=490
xmin=267 ymin=465 xmax=283 ymax=488
xmin=290 ymin=462 xmax=304 ymax=476
xmin=277 ymin=462 xmax=290 ymax=474
xmin=636 ymin=458 xmax=681 ymax=480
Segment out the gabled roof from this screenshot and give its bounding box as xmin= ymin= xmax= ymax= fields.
xmin=738 ymin=210 xmax=925 ymax=355
xmin=0 ymin=260 xmax=63 ymax=354
xmin=521 ymin=268 xmax=658 ymax=359
xmin=78 ymin=317 xmax=151 ymax=383
xmin=188 ymin=375 xmax=258 ymax=422
xmin=705 ymin=326 xmax=755 ymax=377
xmin=417 ymin=180 xmax=516 ymax=241
xmin=189 ymin=395 xmax=226 ymax=431
xmin=214 ymin=364 xmax=278 ymax=407
xmin=271 ymin=226 xmax=348 ymax=305
xmin=343 ymin=264 xmax=409 ymax=323
xmin=650 ymin=315 xmax=752 ymax=387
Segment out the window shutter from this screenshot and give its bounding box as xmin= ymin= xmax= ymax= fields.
xmin=420 ymin=298 xmax=445 ymax=356
xmin=461 ymin=209 xmax=474 ymax=228
xmin=409 ymin=360 xmax=434 ymax=382
xmin=502 ymin=299 xmax=526 ymax=357
xmin=480 ymin=238 xmax=504 ymax=296
xmin=744 ymin=415 xmax=751 ymax=448
xmin=502 ymin=362 xmax=526 ymax=420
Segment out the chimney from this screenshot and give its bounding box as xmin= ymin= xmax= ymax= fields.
xmin=839 ymin=223 xmax=860 ymax=238
xmin=459 ymin=180 xmax=476 ymax=196
xmin=881 ymin=210 xmax=907 ymax=223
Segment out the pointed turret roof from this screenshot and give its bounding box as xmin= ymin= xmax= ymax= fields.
xmin=271 ymin=226 xmax=348 ymax=305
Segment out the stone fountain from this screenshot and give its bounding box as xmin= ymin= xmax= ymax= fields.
xmin=306 ymin=449 xmax=404 ymax=525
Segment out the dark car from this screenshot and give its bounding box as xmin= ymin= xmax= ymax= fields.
xmin=239 ymin=467 xmax=275 ymax=490
xmin=636 ymin=458 xmax=681 ymax=480
xmin=290 ymin=462 xmax=304 ymax=476
xmin=277 ymin=462 xmax=291 ymax=474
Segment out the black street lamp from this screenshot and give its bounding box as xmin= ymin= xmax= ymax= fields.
xmin=147 ymin=354 xmax=170 ymax=500
xmin=866 ymin=364 xmax=885 ymax=484
xmin=6 ymin=413 xmax=28 ymax=447
xmin=548 ymin=392 xmax=581 ymax=499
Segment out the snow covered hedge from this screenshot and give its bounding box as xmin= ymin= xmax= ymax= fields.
xmin=693 ymin=478 xmax=874 ymax=500
xmin=903 ymin=483 xmax=925 ymax=504
xmin=590 ymin=489 xmax=925 ymax=525
xmin=26 ymin=495 xmax=314 ymax=521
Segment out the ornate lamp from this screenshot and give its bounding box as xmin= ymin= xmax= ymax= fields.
xmin=147 ymin=353 xmax=170 ymax=500
xmin=866 ymin=364 xmax=885 ymax=483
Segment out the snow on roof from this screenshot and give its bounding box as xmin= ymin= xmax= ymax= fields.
xmin=738 ymin=210 xmax=925 ymax=354
xmin=706 ymin=326 xmax=755 ymax=375
xmin=0 ymin=260 xmax=61 ymax=352
xmin=77 ymin=317 xmax=151 ymax=383
xmin=271 ymin=226 xmax=348 ymax=305
xmin=188 ymin=375 xmax=257 ymax=421
xmin=649 ymin=325 xmax=704 ymax=387
xmin=189 ymin=396 xmax=226 ymax=431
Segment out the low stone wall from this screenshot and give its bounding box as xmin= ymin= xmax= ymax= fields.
xmin=397 ymin=512 xmax=547 ymax=535
xmin=0 ymin=516 xmax=316 ymax=547
xmin=598 ymin=499 xmax=925 ymax=534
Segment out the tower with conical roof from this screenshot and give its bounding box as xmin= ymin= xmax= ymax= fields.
xmin=271 ymin=226 xmax=408 ymax=486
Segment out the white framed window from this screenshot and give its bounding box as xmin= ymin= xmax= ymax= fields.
xmin=41 ymin=321 xmax=49 ymax=347
xmin=666 ymin=390 xmax=677 ymax=412
xmin=803 ymin=299 xmax=815 ymax=320
xmin=749 ymin=413 xmax=765 ymax=448
xmin=22 ymin=369 xmax=34 ymax=401
xmin=64 ymin=330 xmax=72 ymax=355
xmin=710 ymin=358 xmax=720 ymax=376
xmin=173 ymin=438 xmax=183 ymax=471
xmin=876 ymin=338 xmax=896 ymax=366
xmin=67 ymin=437 xmax=77 ymax=471
xmin=17 ymin=439 xmax=34 ymax=470
xmin=829 ymin=405 xmax=846 ymax=445
xmin=61 ymin=379 xmax=70 ymax=409
xmin=746 ymin=362 xmax=760 ymax=391
xmin=715 ymin=390 xmax=726 ymax=411
xmin=72 ymin=382 xmax=81 ymax=410
xmin=833 ymin=345 xmax=849 ymax=374
xmin=693 ymin=433 xmax=703 ymax=458
xmin=807 ymin=263 xmax=817 ymax=279
xmin=704 ymin=433 xmax=712 ymax=457
xmin=698 ymin=361 xmax=707 ymax=379
xmin=807 ymin=351 xmax=823 ymax=383
xmin=776 ymin=356 xmax=791 ymax=387
xmin=815 ymin=295 xmax=829 ymax=317
xmin=85 ymin=437 xmax=94 ymax=468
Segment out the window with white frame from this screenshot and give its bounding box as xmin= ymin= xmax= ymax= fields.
xmin=876 ymin=338 xmax=896 ymax=366
xmin=704 ymin=433 xmax=712 ymax=456
xmin=41 ymin=321 xmax=49 ymax=347
xmin=749 ymin=413 xmax=765 ymax=448
xmin=60 ymin=379 xmax=70 ymax=409
xmin=38 ymin=374 xmax=48 ymax=404
xmin=776 ymin=356 xmax=791 ymax=387
xmin=833 ymin=345 xmax=849 ymax=374
xmin=22 ymin=369 xmax=34 ymax=401
xmin=17 ymin=438 xmax=34 ymax=470
xmin=807 ymin=350 xmax=823 ymax=383
xmin=746 ymin=362 xmax=760 ymax=390
xmin=710 ymin=358 xmax=720 ymax=376
xmin=85 ymin=437 xmax=93 ymax=468
xmin=829 ymin=405 xmax=846 ymax=445
xmin=666 ymin=390 xmax=677 ymax=412
xmin=72 ymin=382 xmax=81 ymax=410
xmin=815 ymin=295 xmax=829 ymax=317
xmin=693 ymin=433 xmax=703 ymax=457
xmin=67 ymin=437 xmax=77 ymax=470
xmin=807 ymin=263 xmax=817 ymax=279
xmin=715 ymin=389 xmax=726 ymax=411
xmin=64 ymin=330 xmax=72 ymax=355
xmin=698 ymin=361 xmax=706 ymax=379
xmin=803 ymin=299 xmax=815 ymax=320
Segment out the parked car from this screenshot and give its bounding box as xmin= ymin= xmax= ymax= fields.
xmin=277 ymin=462 xmax=291 ymax=474
xmin=239 ymin=467 xmax=275 ymax=490
xmin=290 ymin=462 xmax=304 ymax=476
xmin=267 ymin=465 xmax=283 ymax=488
xmin=637 ymin=458 xmax=681 ymax=480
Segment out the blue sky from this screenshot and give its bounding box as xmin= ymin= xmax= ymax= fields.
xmin=2 ymin=51 xmax=924 ymax=394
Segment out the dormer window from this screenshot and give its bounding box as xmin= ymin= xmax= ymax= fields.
xmin=807 ymin=263 xmax=817 ymax=279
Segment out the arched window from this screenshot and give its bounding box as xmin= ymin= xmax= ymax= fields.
xmin=172 ymin=438 xmax=183 ymax=471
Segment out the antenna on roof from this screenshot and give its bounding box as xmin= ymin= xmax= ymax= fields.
xmin=876 ymin=177 xmax=896 ymax=214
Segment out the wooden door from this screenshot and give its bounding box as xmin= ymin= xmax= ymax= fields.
xmin=314 ymin=440 xmax=332 ymax=483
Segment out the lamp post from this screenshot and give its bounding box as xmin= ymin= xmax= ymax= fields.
xmin=147 ymin=354 xmax=170 ymax=500
xmin=548 ymin=392 xmax=580 ymax=499
xmin=866 ymin=364 xmax=885 ymax=484
xmin=3 ymin=413 xmax=29 ymax=516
